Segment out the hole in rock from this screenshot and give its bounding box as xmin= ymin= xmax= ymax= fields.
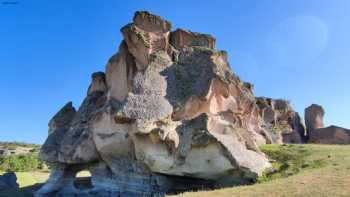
xmin=73 ymin=170 xmax=94 ymax=190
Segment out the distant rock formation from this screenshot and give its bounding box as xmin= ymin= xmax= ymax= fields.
xmin=0 ymin=172 xmax=19 ymax=190
xmin=305 ymin=104 xmax=350 ymax=144
xmin=36 ymin=11 xmax=275 ymax=197
xmin=305 ymin=104 xmax=325 ymax=134
xmin=256 ymin=97 xmax=306 ymax=144
xmin=0 ymin=143 xmax=38 ymax=157
xmin=309 ymin=125 xmax=350 ymax=144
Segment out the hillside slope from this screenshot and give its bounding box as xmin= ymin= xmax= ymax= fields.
xmin=171 ymin=145 xmax=350 ymax=197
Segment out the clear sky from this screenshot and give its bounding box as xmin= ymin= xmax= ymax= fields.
xmin=1 ymin=0 xmax=349 ymax=144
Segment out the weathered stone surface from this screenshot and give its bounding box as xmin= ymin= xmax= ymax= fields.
xmin=0 ymin=172 xmax=18 ymax=190
xmin=305 ymin=104 xmax=325 ymax=134
xmin=121 ymin=11 xmax=172 ymax=70
xmin=87 ymin=72 xmax=107 ymax=95
xmin=133 ymin=11 xmax=172 ymax=33
xmin=170 ymin=29 xmax=216 ymax=49
xmin=256 ymin=97 xmax=306 ymax=144
xmin=47 ymin=102 xmax=76 ymax=136
xmin=309 ymin=125 xmax=350 ymax=144
xmin=37 ymin=11 xmax=272 ymax=197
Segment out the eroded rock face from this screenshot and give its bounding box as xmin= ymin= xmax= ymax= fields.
xmin=305 ymin=104 xmax=325 ymax=134
xmin=256 ymin=97 xmax=306 ymax=144
xmin=37 ymin=11 xmax=271 ymax=197
xmin=304 ymin=104 xmax=350 ymax=144
xmin=309 ymin=125 xmax=350 ymax=144
xmin=170 ymin=29 xmax=216 ymax=49
xmin=87 ymin=72 xmax=107 ymax=95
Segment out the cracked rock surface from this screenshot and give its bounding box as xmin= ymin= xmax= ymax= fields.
xmin=36 ymin=11 xmax=272 ymax=197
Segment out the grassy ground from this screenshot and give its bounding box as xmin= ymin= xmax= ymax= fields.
xmin=0 ymin=170 xmax=49 ymax=188
xmin=0 ymin=170 xmax=49 ymax=197
xmin=172 ymin=144 xmax=350 ymax=197
xmin=1 ymin=145 xmax=350 ymax=197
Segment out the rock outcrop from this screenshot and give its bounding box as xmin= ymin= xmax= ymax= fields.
xmin=304 ymin=104 xmax=350 ymax=144
xmin=0 ymin=172 xmax=19 ymax=190
xmin=309 ymin=125 xmax=350 ymax=144
xmin=305 ymin=104 xmax=325 ymax=134
xmin=256 ymin=97 xmax=306 ymax=144
xmin=36 ymin=11 xmax=272 ymax=197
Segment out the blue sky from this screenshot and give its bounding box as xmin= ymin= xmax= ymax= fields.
xmin=1 ymin=0 xmax=349 ymax=144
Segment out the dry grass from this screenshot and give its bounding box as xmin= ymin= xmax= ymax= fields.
xmin=171 ymin=145 xmax=350 ymax=197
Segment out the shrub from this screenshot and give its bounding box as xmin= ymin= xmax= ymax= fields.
xmin=0 ymin=152 xmax=44 ymax=172
xmin=258 ymin=144 xmax=326 ymax=182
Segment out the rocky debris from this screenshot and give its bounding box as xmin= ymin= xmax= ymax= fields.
xmin=256 ymin=97 xmax=306 ymax=144
xmin=305 ymin=104 xmax=325 ymax=134
xmin=309 ymin=125 xmax=350 ymax=144
xmin=36 ymin=11 xmax=272 ymax=197
xmin=0 ymin=172 xmax=19 ymax=190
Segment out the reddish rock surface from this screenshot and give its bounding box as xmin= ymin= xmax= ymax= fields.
xmin=309 ymin=125 xmax=350 ymax=144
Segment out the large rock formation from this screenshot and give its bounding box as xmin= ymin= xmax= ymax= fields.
xmin=305 ymin=104 xmax=325 ymax=134
xmin=36 ymin=11 xmax=272 ymax=197
xmin=256 ymin=97 xmax=306 ymax=144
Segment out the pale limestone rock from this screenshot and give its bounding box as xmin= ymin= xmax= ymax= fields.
xmin=106 ymin=42 xmax=134 ymax=102
xmin=37 ymin=11 xmax=272 ymax=197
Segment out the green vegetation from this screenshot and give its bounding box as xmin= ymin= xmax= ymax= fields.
xmin=1 ymin=144 xmax=350 ymax=197
xmin=258 ymin=144 xmax=326 ymax=182
xmin=0 ymin=142 xmax=44 ymax=172
xmin=172 ymin=144 xmax=350 ymax=197
xmin=0 ymin=152 xmax=45 ymax=172
xmin=0 ymin=171 xmax=49 ymax=188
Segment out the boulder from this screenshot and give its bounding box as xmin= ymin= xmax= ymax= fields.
xmin=256 ymin=97 xmax=306 ymax=144
xmin=305 ymin=104 xmax=325 ymax=134
xmin=0 ymin=172 xmax=19 ymax=190
xmin=309 ymin=125 xmax=350 ymax=144
xmin=37 ymin=11 xmax=271 ymax=197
